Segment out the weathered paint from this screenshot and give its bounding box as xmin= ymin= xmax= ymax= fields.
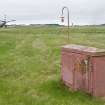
xmin=61 ymin=44 xmax=105 ymax=97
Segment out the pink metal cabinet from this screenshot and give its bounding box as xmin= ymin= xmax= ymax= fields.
xmin=61 ymin=44 xmax=105 ymax=97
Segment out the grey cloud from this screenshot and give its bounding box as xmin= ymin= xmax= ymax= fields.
xmin=0 ymin=0 xmax=105 ymax=25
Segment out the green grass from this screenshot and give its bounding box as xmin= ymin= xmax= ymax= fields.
xmin=0 ymin=26 xmax=105 ymax=105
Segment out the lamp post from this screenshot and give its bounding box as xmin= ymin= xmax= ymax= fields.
xmin=60 ymin=6 xmax=70 ymax=40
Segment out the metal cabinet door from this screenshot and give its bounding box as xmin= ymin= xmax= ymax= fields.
xmin=61 ymin=52 xmax=74 ymax=89
xmin=74 ymin=54 xmax=93 ymax=93
xmin=91 ymin=56 xmax=105 ymax=96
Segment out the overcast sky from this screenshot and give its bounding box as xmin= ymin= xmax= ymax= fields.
xmin=0 ymin=0 xmax=105 ymax=25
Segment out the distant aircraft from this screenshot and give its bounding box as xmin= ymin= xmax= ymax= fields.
xmin=0 ymin=15 xmax=16 ymax=28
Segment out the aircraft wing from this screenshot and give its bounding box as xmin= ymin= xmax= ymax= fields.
xmin=6 ymin=20 xmax=16 ymax=23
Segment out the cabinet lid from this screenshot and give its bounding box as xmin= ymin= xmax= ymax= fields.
xmin=62 ymin=44 xmax=105 ymax=56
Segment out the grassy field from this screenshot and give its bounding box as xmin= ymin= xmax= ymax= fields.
xmin=0 ymin=26 xmax=105 ymax=105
